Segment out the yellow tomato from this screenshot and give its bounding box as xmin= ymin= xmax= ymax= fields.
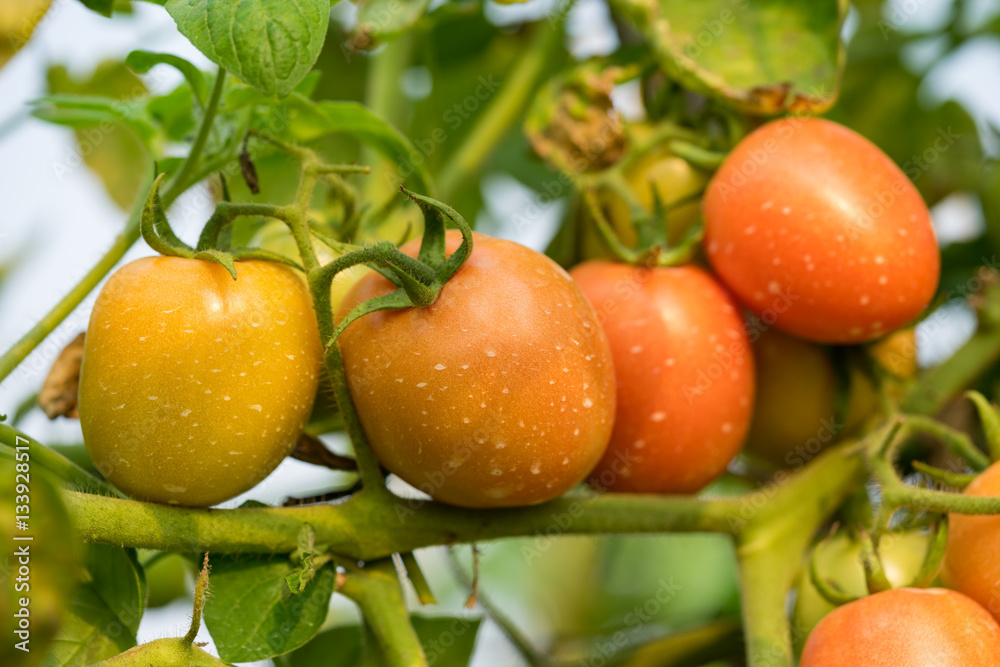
xmin=79 ymin=257 xmax=323 ymax=506
xmin=871 ymin=327 xmax=918 ymax=379
xmin=744 ymin=329 xmax=876 ymax=467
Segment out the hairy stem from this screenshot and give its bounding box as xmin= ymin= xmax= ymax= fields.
xmin=0 ymin=424 xmax=122 ymax=497
xmin=339 ymin=559 xmax=428 ymax=667
xmin=63 ymin=486 xmax=744 ymax=560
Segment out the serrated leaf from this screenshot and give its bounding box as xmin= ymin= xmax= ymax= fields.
xmin=616 ymin=0 xmax=846 ymax=114
xmin=43 ymin=545 xmax=144 ymax=667
xmin=203 ymin=556 xmax=336 ymax=662
xmin=165 ymin=0 xmax=330 ymax=98
xmin=288 ymin=615 xmax=481 ymax=667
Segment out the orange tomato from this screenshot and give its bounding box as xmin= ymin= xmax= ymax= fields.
xmin=800 ymin=588 xmax=1000 ymax=666
xmin=337 ymin=232 xmax=616 ymax=508
xmin=570 ymin=261 xmax=754 ymax=493
xmin=703 ymin=117 xmax=939 ymax=344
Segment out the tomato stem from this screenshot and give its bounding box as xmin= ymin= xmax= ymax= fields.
xmin=338 ymin=559 xmax=429 ymax=667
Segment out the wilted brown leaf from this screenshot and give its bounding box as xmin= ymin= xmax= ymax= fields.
xmin=39 ymin=332 xmax=84 ymax=419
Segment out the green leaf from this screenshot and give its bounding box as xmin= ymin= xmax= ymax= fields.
xmin=616 ymin=0 xmax=846 ymax=114
xmin=282 ymin=95 xmax=433 ymax=194
xmin=164 ymin=0 xmax=331 ymax=98
xmin=288 ymin=615 xmax=481 ymax=667
xmin=203 ymin=555 xmax=337 ymax=662
xmin=44 ymin=545 xmax=145 ymax=667
xmin=77 ymin=0 xmax=113 ymax=17
xmin=125 ymin=50 xmax=209 ymax=106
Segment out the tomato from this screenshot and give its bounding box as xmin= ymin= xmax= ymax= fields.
xmin=582 ymin=142 xmax=708 ymax=259
xmin=943 ymin=460 xmax=1000 ymax=622
xmin=570 ymin=261 xmax=753 ymax=493
xmin=800 ymin=588 xmax=1000 ymax=666
xmin=79 ymin=257 xmax=322 ymax=507
xmin=703 ymin=117 xmax=940 ymax=344
xmin=793 ymin=530 xmax=930 ymax=642
xmin=336 ymin=231 xmax=616 ymax=508
xmin=871 ymin=327 xmax=919 ymax=378
xmin=744 ymin=329 xmax=876 ymax=466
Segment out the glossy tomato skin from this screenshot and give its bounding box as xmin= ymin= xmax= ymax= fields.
xmin=337 ymin=231 xmax=616 ymax=509
xmin=570 ymin=261 xmax=754 ymax=493
xmin=800 ymin=588 xmax=1000 ymax=666
xmin=79 ymin=258 xmax=322 ymax=507
xmin=944 ymin=460 xmax=1000 ymax=622
xmin=703 ymin=117 xmax=940 ymax=344
xmin=793 ymin=531 xmax=930 ymax=644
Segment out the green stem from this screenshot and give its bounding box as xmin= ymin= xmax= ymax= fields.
xmin=447 ymin=547 xmax=544 ymax=667
xmin=437 ymin=21 xmax=564 ymax=200
xmin=339 ymin=559 xmax=428 ymax=667
xmin=0 ymin=68 xmax=228 ymax=385
xmin=737 ymin=441 xmax=867 ymax=667
xmin=360 ymin=33 xmax=414 ymax=205
xmin=62 ymin=487 xmax=743 ymax=560
xmin=170 ymin=69 xmax=226 ymax=200
xmin=0 ymin=424 xmax=122 ymax=497
xmin=902 ymin=326 xmax=1000 ymax=416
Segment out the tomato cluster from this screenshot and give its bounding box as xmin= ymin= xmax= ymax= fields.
xmin=77 ymin=117 xmax=940 ymax=511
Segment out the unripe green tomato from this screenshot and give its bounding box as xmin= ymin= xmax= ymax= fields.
xmin=143 ymin=552 xmax=191 ymax=608
xmin=793 ymin=530 xmax=930 ymax=644
xmin=79 ymin=257 xmax=323 ymax=506
xmin=581 ymin=132 xmax=707 ymax=259
xmin=744 ymin=329 xmax=876 ymax=467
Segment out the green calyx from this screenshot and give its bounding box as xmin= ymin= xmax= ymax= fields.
xmin=314 ymin=187 xmax=474 ymax=349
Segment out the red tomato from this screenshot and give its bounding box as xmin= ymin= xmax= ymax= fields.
xmin=800 ymin=588 xmax=1000 ymax=666
xmin=944 ymin=460 xmax=1000 ymax=622
xmin=570 ymin=261 xmax=754 ymax=493
xmin=337 ymin=232 xmax=616 ymax=508
xmin=703 ymin=117 xmax=939 ymax=344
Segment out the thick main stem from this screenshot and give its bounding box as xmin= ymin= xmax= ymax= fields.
xmin=63 ymin=487 xmax=743 ymax=560
xmin=736 ymin=442 xmax=868 ymax=667
xmin=340 ymin=559 xmax=428 ymax=667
